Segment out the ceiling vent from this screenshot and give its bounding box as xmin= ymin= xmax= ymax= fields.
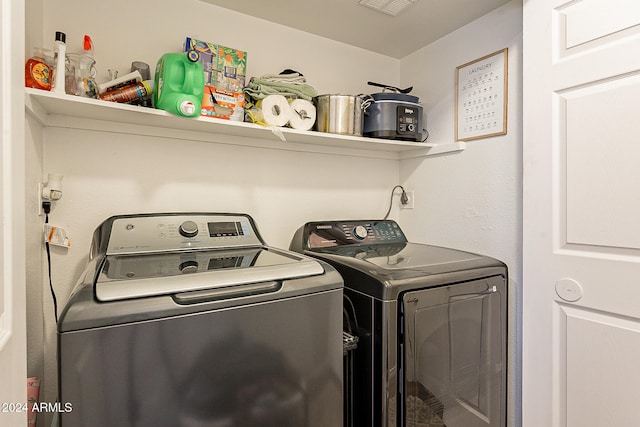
xmin=358 ymin=0 xmax=416 ymax=16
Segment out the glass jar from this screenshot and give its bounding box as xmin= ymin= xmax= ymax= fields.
xmin=65 ymin=52 xmax=98 ymax=98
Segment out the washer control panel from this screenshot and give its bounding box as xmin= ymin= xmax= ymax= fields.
xmin=303 ymin=220 xmax=407 ymax=249
xmin=105 ymin=214 xmax=262 ymax=255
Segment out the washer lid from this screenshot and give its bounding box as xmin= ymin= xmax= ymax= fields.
xmin=346 ymin=242 xmax=481 ymax=270
xmin=313 ymin=242 xmax=482 ymax=273
xmin=309 ymin=243 xmax=505 ymax=299
xmin=95 ymin=247 xmax=324 ymax=302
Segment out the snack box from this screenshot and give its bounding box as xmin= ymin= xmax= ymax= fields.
xmin=185 ymin=37 xmax=247 ymax=92
xmin=200 ymin=85 xmax=245 ymax=122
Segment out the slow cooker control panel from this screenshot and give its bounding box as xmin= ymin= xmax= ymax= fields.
xmin=305 ymin=220 xmax=407 ymax=248
xmin=397 ymin=105 xmax=420 ymax=135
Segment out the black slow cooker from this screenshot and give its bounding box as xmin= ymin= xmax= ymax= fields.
xmin=363 ymin=82 xmax=425 ymax=142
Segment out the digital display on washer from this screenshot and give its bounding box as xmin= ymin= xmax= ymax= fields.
xmin=207 ymin=255 xmax=253 ymax=270
xmin=207 ymin=221 xmax=244 ymax=237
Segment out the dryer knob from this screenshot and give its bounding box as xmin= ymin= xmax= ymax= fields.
xmin=179 ymin=220 xmax=199 ymax=238
xmin=353 ymin=225 xmax=368 ymax=240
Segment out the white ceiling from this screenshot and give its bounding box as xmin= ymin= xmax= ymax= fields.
xmin=201 ymin=0 xmax=513 ymax=58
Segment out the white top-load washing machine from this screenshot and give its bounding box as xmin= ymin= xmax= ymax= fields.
xmin=58 ymin=213 xmax=344 ymax=427
xmin=290 ymin=219 xmax=508 ymax=427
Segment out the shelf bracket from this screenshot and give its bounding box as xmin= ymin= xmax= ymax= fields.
xmin=399 ymin=141 xmax=466 ymax=159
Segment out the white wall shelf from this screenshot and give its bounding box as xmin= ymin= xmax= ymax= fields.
xmin=25 ymin=88 xmax=465 ymax=160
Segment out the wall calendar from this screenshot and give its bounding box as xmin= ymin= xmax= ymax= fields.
xmin=455 ymin=48 xmax=508 ymax=141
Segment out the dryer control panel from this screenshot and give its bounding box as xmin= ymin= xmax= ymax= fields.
xmin=300 ymin=220 xmax=407 ymax=249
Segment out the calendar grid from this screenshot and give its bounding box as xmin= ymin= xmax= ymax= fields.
xmin=455 ymin=48 xmax=508 ymax=141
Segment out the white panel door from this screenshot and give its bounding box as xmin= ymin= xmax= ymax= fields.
xmin=0 ymin=0 xmax=27 ymax=422
xmin=523 ymin=1 xmax=640 ymax=426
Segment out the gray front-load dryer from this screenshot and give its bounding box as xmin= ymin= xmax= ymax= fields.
xmin=290 ymin=220 xmax=507 ymax=427
xmin=58 ymin=213 xmax=344 ymax=427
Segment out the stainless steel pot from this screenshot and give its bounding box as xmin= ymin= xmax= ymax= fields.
xmin=314 ymin=94 xmax=364 ymax=136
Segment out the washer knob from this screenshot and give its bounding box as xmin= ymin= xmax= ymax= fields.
xmin=353 ymin=225 xmax=368 ymax=240
xmin=179 ymin=220 xmax=199 ymax=238
xmin=179 ymin=260 xmax=199 ymax=274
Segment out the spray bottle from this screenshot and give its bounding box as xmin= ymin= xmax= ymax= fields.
xmin=79 ymin=35 xmax=97 ymax=98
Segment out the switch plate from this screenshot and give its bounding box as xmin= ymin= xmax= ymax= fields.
xmin=401 ymin=190 xmax=414 ymax=209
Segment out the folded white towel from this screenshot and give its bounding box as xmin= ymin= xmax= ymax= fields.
xmin=260 ymin=73 xmax=307 ymax=85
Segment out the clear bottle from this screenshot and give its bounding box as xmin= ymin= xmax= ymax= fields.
xmin=75 ymin=34 xmax=98 ymax=98
xmin=25 ymin=47 xmax=53 ymax=90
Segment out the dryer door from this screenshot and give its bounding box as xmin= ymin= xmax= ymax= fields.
xmin=401 ymin=275 xmax=506 ymax=427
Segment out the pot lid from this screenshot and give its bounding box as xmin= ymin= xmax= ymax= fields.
xmin=370 ymin=92 xmax=420 ymax=103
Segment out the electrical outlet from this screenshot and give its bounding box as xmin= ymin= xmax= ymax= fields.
xmin=37 ymin=183 xmax=44 ymax=216
xmin=401 ymin=190 xmax=414 ymax=209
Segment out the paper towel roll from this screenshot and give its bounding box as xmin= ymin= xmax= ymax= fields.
xmin=259 ymin=95 xmax=291 ymax=127
xmin=288 ymin=99 xmax=316 ymax=131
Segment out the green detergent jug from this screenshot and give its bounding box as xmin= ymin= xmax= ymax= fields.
xmin=154 ymin=50 xmax=204 ymax=117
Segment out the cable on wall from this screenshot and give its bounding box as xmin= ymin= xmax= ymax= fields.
xmin=382 ymin=185 xmax=408 ymax=220
xmin=43 ymin=201 xmax=59 ymax=324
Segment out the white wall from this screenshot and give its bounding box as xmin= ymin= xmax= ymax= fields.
xmin=39 ymin=0 xmax=400 ymax=96
xmin=24 ymin=1 xmax=48 ymax=422
xmin=28 ymin=0 xmax=402 ymax=424
xmin=399 ymin=1 xmax=522 ymax=426
xmin=400 ymin=0 xmax=522 ymax=281
xmin=24 ymin=114 xmax=45 ymax=401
